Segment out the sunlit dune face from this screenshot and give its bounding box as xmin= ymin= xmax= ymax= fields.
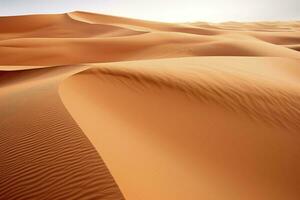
xmin=1 ymin=5 xmax=300 ymax=200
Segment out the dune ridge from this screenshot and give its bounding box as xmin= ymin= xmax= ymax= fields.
xmin=1 ymin=11 xmax=300 ymax=200
xmin=0 ymin=66 xmax=124 ymax=200
xmin=59 ymin=57 xmax=300 ymax=200
xmin=80 ymin=62 xmax=300 ymax=131
xmin=1 ymin=11 xmax=300 ymax=66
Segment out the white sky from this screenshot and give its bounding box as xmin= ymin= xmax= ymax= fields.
xmin=0 ymin=0 xmax=299 ymax=22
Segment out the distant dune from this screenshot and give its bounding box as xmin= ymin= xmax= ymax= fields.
xmin=1 ymin=11 xmax=300 ymax=200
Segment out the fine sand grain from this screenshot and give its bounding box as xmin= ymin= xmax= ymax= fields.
xmin=1 ymin=11 xmax=300 ymax=200
xmin=59 ymin=57 xmax=300 ymax=200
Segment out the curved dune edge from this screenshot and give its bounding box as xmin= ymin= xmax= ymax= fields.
xmin=0 ymin=12 xmax=147 ymax=39
xmin=1 ymin=11 xmax=300 ymax=200
xmin=0 ymin=66 xmax=125 ymax=200
xmin=59 ymin=57 xmax=300 ymax=200
xmin=1 ymin=11 xmax=300 ymax=67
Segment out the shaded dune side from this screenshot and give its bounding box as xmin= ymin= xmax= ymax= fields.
xmin=0 ymin=13 xmax=145 ymax=40
xmin=0 ymin=12 xmax=300 ymax=66
xmin=67 ymin=11 xmax=172 ymax=30
xmin=85 ymin=59 xmax=300 ymax=131
xmin=252 ymin=33 xmax=300 ymax=45
xmin=285 ymin=44 xmax=300 ymax=52
xmin=68 ymin=11 xmax=221 ymax=35
xmin=0 ymin=14 xmax=65 ymax=33
xmin=0 ymin=67 xmax=124 ymax=200
xmin=1 ymin=33 xmax=300 ymax=66
xmin=69 ymin=12 xmax=300 ymax=43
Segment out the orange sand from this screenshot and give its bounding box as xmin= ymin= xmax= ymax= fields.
xmin=1 ymin=11 xmax=300 ymax=200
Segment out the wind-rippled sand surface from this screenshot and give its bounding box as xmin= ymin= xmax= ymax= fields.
xmin=1 ymin=11 xmax=300 ymax=200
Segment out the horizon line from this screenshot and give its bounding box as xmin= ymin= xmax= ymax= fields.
xmin=0 ymin=10 xmax=299 ymax=24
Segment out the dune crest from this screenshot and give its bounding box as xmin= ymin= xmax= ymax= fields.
xmin=1 ymin=11 xmax=300 ymax=200
xmin=59 ymin=57 xmax=300 ymax=200
xmin=0 ymin=66 xmax=125 ymax=200
xmin=1 ymin=11 xmax=300 ymax=66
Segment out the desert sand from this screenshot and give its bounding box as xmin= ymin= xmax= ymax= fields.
xmin=1 ymin=11 xmax=300 ymax=200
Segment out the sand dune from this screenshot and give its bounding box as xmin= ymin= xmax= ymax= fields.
xmin=1 ymin=33 xmax=300 ymax=66
xmin=0 ymin=13 xmax=146 ymax=40
xmin=1 ymin=11 xmax=300 ymax=66
xmin=59 ymin=57 xmax=300 ymax=200
xmin=1 ymin=11 xmax=300 ymax=200
xmin=0 ymin=66 xmax=124 ymax=200
xmin=285 ymin=44 xmax=300 ymax=51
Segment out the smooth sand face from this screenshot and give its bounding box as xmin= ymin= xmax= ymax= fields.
xmin=1 ymin=12 xmax=300 ymax=66
xmin=59 ymin=58 xmax=300 ymax=200
xmin=1 ymin=11 xmax=300 ymax=200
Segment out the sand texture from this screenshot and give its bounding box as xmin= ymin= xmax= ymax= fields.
xmin=1 ymin=11 xmax=300 ymax=200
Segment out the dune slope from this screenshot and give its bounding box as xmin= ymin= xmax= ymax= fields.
xmin=59 ymin=57 xmax=300 ymax=200
xmin=0 ymin=66 xmax=124 ymax=200
xmin=1 ymin=11 xmax=300 ymax=200
xmin=1 ymin=12 xmax=300 ymax=66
